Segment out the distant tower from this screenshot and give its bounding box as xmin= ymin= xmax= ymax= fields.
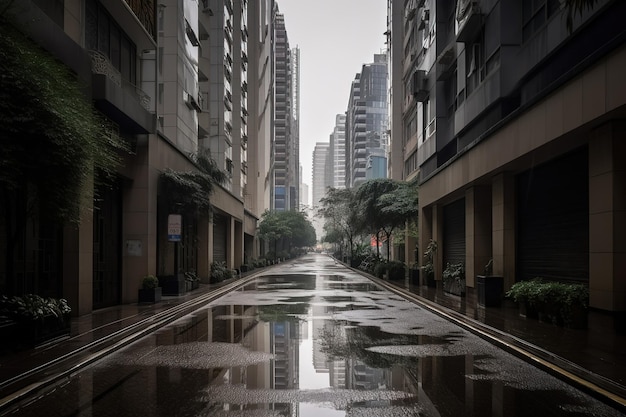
xmin=272 ymin=7 xmax=299 ymax=211
xmin=312 ymin=142 xmax=330 ymax=239
xmin=345 ymin=54 xmax=388 ymax=188
xmin=330 ymin=114 xmax=347 ymax=189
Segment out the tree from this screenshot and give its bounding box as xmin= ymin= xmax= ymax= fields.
xmin=258 ymin=210 xmax=316 ymax=258
xmin=318 ymin=188 xmax=364 ymax=261
xmin=355 ymin=178 xmax=418 ymax=261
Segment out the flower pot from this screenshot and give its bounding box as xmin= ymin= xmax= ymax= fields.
xmin=138 ymin=287 xmax=162 ymax=303
xmin=159 ymin=274 xmax=186 ymax=295
xmin=409 ymin=268 xmax=420 ymax=285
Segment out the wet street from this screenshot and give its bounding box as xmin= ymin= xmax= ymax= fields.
xmin=3 ymin=254 xmax=622 ymax=416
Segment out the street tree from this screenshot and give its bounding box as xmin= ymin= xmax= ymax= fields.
xmin=258 ymin=210 xmax=316 ymax=259
xmin=355 ymin=178 xmax=418 ymax=261
xmin=318 ymin=188 xmax=364 ymax=261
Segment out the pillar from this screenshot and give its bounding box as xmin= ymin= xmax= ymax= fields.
xmin=492 ymin=173 xmax=516 ymax=290
xmin=588 ymin=121 xmax=626 ymax=312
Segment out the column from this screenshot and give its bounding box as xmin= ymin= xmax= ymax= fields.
xmin=492 ymin=173 xmax=516 ymax=289
xmin=588 ymin=121 xmax=626 ymax=312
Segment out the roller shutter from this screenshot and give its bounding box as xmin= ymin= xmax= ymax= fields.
xmin=516 ymin=147 xmax=589 ymax=282
xmin=443 ymin=198 xmax=466 ymax=266
xmin=213 ymin=214 xmax=227 ymax=263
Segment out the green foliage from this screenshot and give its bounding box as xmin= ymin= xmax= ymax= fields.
xmin=210 ymin=261 xmax=233 ymax=283
xmin=258 ymin=209 xmax=316 ymax=252
xmin=374 ymin=260 xmax=406 ymax=280
xmin=319 ymin=187 xmax=364 ymax=259
xmin=0 ymin=294 xmax=71 ymax=321
xmin=506 ymin=278 xmax=589 ymax=326
xmin=159 ymin=150 xmax=227 ymax=217
xmin=141 ymin=275 xmax=160 ymax=289
xmin=421 ymin=239 xmax=437 ymax=278
xmin=442 ymin=262 xmax=465 ymax=284
xmin=355 ymin=178 xmax=418 ymax=260
xmin=0 ymin=18 xmax=129 ymax=224
xmin=506 ymin=279 xmax=589 ymax=308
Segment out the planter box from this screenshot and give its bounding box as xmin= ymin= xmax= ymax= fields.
xmin=422 ymin=272 xmax=436 ymax=288
xmin=138 ymin=287 xmax=162 ymax=303
xmin=159 ymin=275 xmax=186 ymax=296
xmin=476 ymin=275 xmax=503 ymax=307
xmin=409 ymin=268 xmax=420 ymax=285
xmin=13 ymin=315 xmax=70 ymax=348
xmin=443 ymin=279 xmax=466 ymax=296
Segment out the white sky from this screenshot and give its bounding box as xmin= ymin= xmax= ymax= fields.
xmin=276 ymin=0 xmax=388 ymax=199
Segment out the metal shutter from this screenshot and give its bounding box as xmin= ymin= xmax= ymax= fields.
xmin=516 ymin=147 xmax=589 ymax=282
xmin=212 ymin=214 xmax=227 ymax=263
xmin=443 ymin=198 xmax=466 ymax=266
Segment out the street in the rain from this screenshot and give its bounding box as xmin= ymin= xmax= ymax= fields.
xmin=2 ymin=254 xmax=622 ymax=416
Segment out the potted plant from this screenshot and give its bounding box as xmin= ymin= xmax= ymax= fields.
xmin=0 ymin=294 xmax=71 ymax=347
xmin=442 ymin=262 xmax=465 ymax=296
xmin=421 ymin=239 xmax=437 ymax=288
xmin=184 ymin=271 xmax=200 ymax=291
xmin=138 ymin=275 xmax=162 ymax=303
xmin=506 ymin=278 xmax=589 ymax=328
xmin=476 ymin=259 xmax=504 ymax=307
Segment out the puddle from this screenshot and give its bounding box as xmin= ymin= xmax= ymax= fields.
xmin=7 ymin=256 xmax=623 ymax=417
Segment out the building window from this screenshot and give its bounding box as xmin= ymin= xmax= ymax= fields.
xmin=86 ymin=0 xmax=137 ymax=85
xmin=522 ymin=0 xmax=561 ymax=42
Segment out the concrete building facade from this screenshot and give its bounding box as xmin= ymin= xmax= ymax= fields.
xmin=387 ymin=0 xmax=626 ymax=316
xmin=272 ymin=7 xmax=299 ymax=212
xmin=0 ymin=0 xmax=276 ymax=315
xmin=345 ymin=55 xmax=389 ymax=188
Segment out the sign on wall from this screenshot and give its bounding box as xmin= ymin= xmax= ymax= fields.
xmin=168 ymin=214 xmax=182 ymax=242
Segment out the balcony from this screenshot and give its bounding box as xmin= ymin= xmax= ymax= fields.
xmin=455 ymin=0 xmax=483 ymax=43
xmin=89 ymin=50 xmax=154 ymax=134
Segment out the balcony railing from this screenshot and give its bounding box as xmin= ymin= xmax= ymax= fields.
xmin=89 ymin=50 xmax=151 ymax=112
xmin=124 ymin=0 xmax=156 ymax=39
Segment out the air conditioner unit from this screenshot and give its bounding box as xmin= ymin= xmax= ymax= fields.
xmin=412 ymin=70 xmax=428 ymax=102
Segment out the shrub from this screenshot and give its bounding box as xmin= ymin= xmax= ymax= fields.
xmin=506 ymin=278 xmax=589 ymax=326
xmin=210 ymin=261 xmax=233 ymax=283
xmin=387 ymin=261 xmax=406 ymax=280
xmin=142 ymin=275 xmax=160 ymax=289
xmin=0 ymin=294 xmax=71 ymax=321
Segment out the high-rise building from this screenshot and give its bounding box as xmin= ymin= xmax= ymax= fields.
xmin=345 ymin=54 xmax=389 ymax=188
xmin=0 ymin=0 xmax=275 ymax=314
xmin=330 ymin=114 xmax=347 ymax=189
xmin=387 ymin=0 xmax=626 ymax=315
xmin=312 ymin=142 xmax=330 ymax=239
xmin=272 ymin=6 xmax=299 ymax=212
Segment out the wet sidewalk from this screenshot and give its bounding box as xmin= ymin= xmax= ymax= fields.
xmin=383 ymin=278 xmax=626 ymax=410
xmin=1 ymin=256 xmax=625 ymax=412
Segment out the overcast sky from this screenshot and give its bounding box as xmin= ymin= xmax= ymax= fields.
xmin=275 ymin=0 xmax=388 ymax=201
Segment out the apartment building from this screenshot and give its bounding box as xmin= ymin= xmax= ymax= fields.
xmin=389 ymin=0 xmax=626 ymax=315
xmin=345 ymin=54 xmax=389 ymax=188
xmin=0 ymin=0 xmax=274 ymax=315
xmin=272 ymin=7 xmax=299 ymax=211
xmin=330 ymin=114 xmax=347 ymax=189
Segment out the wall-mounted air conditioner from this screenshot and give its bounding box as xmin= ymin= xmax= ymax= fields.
xmin=412 ymin=70 xmax=428 ymax=102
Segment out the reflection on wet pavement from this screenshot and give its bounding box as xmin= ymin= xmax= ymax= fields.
xmin=6 ymin=255 xmax=623 ymax=416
